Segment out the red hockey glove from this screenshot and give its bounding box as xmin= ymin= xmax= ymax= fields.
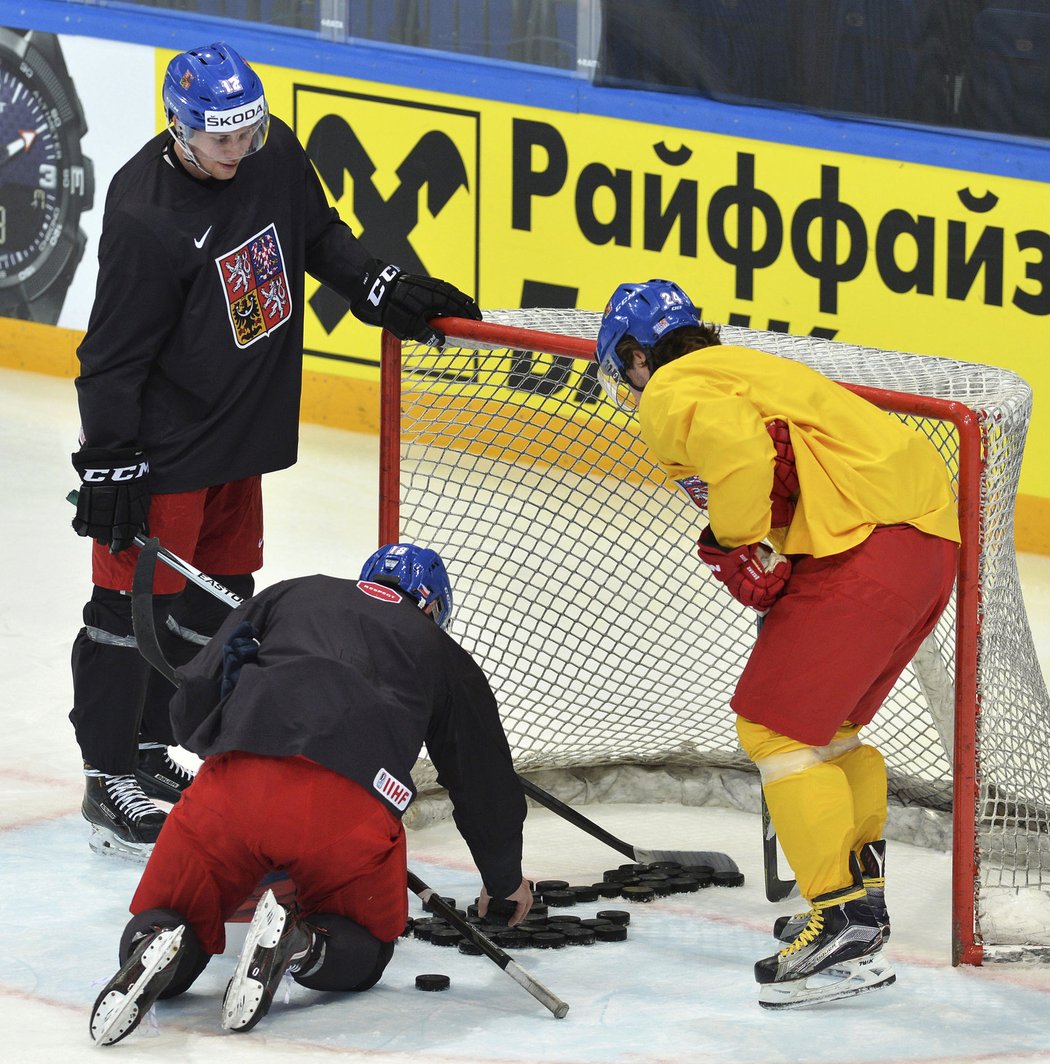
xmin=696 ymin=525 xmax=791 ymax=612
xmin=767 ymin=419 xmax=798 ymax=528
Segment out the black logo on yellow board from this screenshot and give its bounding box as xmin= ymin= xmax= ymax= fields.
xmin=294 ymin=87 xmax=479 ymax=335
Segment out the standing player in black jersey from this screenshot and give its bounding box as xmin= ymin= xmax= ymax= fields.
xmin=88 ymin=543 xmax=533 ymax=1046
xmin=68 ymin=43 xmax=482 ymax=860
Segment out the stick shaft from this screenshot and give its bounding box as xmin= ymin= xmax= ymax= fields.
xmin=518 ymin=777 xmax=636 ymax=860
xmin=406 ymin=871 xmax=568 ymax=1018
xmin=66 ymin=490 xmax=244 ymax=609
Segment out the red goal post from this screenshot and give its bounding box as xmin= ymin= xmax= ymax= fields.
xmin=379 ymin=311 xmax=1048 ymax=967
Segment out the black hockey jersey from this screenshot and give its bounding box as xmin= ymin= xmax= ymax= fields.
xmin=170 ymin=574 xmax=527 ymax=899
xmin=75 ymin=118 xmax=374 ymax=493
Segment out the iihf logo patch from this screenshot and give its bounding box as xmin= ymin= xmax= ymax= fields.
xmin=216 ymin=223 xmax=292 ymax=348
xmin=374 ymin=768 xmax=413 ymax=811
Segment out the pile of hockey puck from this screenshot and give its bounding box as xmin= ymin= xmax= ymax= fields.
xmin=406 ymin=900 xmax=630 ymax=953
xmin=406 ymin=860 xmax=743 ymax=957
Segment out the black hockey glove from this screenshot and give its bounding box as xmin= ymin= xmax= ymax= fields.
xmin=221 ymin=621 xmax=259 ymax=698
xmin=352 ymin=261 xmax=481 ymax=347
xmin=70 ymin=446 xmax=150 ymax=554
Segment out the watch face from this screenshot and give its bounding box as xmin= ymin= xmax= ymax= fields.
xmin=0 ymin=39 xmax=90 ymax=300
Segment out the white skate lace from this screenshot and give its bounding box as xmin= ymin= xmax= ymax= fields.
xmin=105 ymin=775 xmax=161 ymax=821
xmin=140 ymin=743 xmax=195 ymax=785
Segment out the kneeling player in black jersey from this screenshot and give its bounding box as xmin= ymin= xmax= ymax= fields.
xmin=89 ymin=543 xmax=532 ymax=1045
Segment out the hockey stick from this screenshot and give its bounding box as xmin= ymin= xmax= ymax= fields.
xmin=65 ymin=491 xmax=245 ymax=610
xmin=519 ymin=776 xmax=741 ymax=878
xmin=407 ymin=870 xmax=569 ymax=1019
xmin=753 ymin=615 xmax=798 ymax=903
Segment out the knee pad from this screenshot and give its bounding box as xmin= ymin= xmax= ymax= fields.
xmin=119 ymin=908 xmax=209 ymax=999
xmin=294 ymin=914 xmax=395 ymax=993
xmin=828 ymin=743 xmax=888 ymax=846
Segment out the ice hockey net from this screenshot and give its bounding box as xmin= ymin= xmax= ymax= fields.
xmin=379 ymin=310 xmax=1049 ymax=966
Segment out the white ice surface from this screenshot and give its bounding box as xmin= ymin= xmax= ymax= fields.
xmin=2 ymin=366 xmax=1050 ymax=1063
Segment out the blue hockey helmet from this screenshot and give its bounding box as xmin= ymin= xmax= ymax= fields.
xmin=360 ymin=543 xmax=454 ymax=630
xmin=595 ymin=280 xmax=701 ymax=406
xmin=163 ymin=43 xmax=269 ymax=162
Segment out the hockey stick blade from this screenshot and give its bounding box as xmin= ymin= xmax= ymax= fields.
xmin=406 ymin=871 xmax=569 ymax=1018
xmin=753 ymin=618 xmax=798 ymax=903
xmin=519 ymin=777 xmax=740 ymax=877
xmin=131 ymin=537 xmax=179 ymax=685
xmin=761 ymin=793 xmax=798 ymax=902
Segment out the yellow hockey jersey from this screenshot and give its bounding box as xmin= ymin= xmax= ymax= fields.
xmin=637 ymin=346 xmax=960 ymax=557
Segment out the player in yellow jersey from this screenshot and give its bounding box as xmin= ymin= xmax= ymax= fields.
xmin=596 ymin=280 xmax=959 ymax=1010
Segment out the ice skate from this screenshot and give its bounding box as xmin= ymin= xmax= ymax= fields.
xmin=773 ymin=840 xmax=890 ymax=945
xmin=82 ymin=766 xmax=167 ymax=862
xmin=756 ymin=880 xmax=894 ymax=1010
xmin=222 ymin=888 xmax=315 ymax=1032
xmin=136 ymin=742 xmax=196 ymax=804
xmin=90 ymin=925 xmax=185 ymax=1046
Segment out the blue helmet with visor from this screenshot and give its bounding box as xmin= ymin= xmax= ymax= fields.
xmin=163 ymin=43 xmax=269 ymax=167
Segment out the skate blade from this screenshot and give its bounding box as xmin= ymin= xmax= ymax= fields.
xmin=90 ymin=926 xmax=185 ymax=1046
xmin=221 ymin=889 xmax=286 ymax=1031
xmin=87 ymin=825 xmax=153 ymax=864
xmin=758 ymin=952 xmax=896 ymax=1011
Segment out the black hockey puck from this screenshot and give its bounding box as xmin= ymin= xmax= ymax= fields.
xmin=424 ymin=895 xmax=457 ymax=913
xmin=529 ymin=903 xmax=549 ymax=917
xmin=618 ymin=863 xmax=649 ymax=874
xmin=713 ymin=870 xmax=746 ymax=888
xmin=534 ymin=879 xmax=570 ymax=893
xmin=415 ymin=974 xmax=451 ymax=991
xmin=580 ymin=918 xmax=616 ymax=931
xmin=531 ymin=931 xmax=568 ymax=949
xmin=596 ymin=910 xmax=631 ymax=926
xmin=547 ymin=914 xmax=582 ymax=925
xmin=560 ymin=926 xmax=597 ymax=946
xmin=542 ymin=889 xmax=577 ymax=907
xmin=570 ymin=885 xmax=601 ymax=903
xmin=665 ymin=876 xmax=703 ymax=894
xmin=494 ymin=930 xmax=531 ymax=949
xmin=431 ymin=928 xmax=462 ymax=947
xmin=458 ymin=940 xmax=483 ymax=956
xmin=647 ymin=861 xmax=684 ymax=872
xmin=592 ymin=881 xmax=624 ymax=898
xmin=603 ymin=868 xmax=638 ymax=883
xmin=595 ymin=924 xmax=628 ymax=943
xmin=621 ymin=884 xmax=656 ymax=903
xmin=482 ymin=898 xmax=518 ymax=927
xmin=412 ymin=919 xmax=448 ymax=942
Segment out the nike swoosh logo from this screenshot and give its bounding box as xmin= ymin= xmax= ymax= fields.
xmin=194 ymin=225 xmax=213 ymax=249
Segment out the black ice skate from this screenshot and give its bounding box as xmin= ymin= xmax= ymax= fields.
xmin=90 ymin=925 xmax=185 ymax=1046
xmin=222 ymin=888 xmax=316 ymax=1032
xmin=136 ymin=742 xmax=196 ymax=804
xmin=82 ymin=766 xmax=167 ymax=861
xmin=756 ymin=871 xmax=895 ymax=1010
xmin=773 ymin=840 xmax=891 ymax=945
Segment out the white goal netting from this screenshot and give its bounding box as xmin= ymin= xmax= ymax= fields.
xmin=382 ymin=309 xmax=1049 ymax=963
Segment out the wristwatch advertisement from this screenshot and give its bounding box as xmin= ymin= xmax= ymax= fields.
xmin=0 ymin=27 xmax=94 ymax=324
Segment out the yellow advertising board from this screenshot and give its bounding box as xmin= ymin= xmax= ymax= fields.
xmin=238 ymin=57 xmax=1049 ymax=515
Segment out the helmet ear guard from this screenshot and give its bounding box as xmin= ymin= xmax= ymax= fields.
xmin=359 ymin=543 xmax=454 ymax=630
